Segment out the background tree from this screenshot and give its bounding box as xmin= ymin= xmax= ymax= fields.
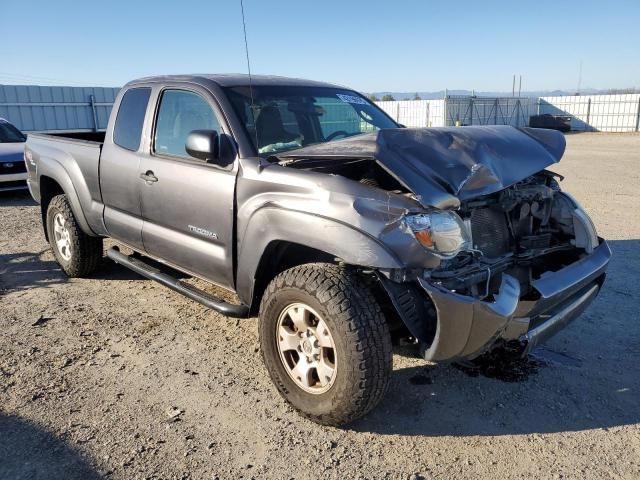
xmin=368 ymin=94 xmax=379 ymax=101
xmin=381 ymin=94 xmax=395 ymax=101
xmin=413 ymin=92 xmax=422 ymax=100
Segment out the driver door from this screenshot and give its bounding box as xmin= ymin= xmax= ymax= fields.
xmin=139 ymin=87 xmax=237 ymax=289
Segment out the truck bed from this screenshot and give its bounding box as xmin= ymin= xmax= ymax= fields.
xmin=33 ymin=131 xmax=106 ymax=143
xmin=26 ymin=133 xmax=104 ymax=213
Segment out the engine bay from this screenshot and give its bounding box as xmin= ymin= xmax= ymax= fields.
xmin=429 ymin=172 xmax=586 ymax=299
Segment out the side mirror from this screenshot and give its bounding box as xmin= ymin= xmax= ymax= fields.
xmin=185 ymin=129 xmax=218 ymax=162
xmin=185 ymin=130 xmax=236 ymax=167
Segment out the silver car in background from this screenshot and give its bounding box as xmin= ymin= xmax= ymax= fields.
xmin=0 ymin=118 xmax=28 ymax=191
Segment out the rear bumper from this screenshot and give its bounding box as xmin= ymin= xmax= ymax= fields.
xmin=418 ymin=239 xmax=611 ymax=361
xmin=0 ymin=173 xmax=28 ymax=191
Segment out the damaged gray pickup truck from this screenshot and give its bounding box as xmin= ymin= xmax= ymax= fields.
xmin=25 ymin=75 xmax=610 ymax=425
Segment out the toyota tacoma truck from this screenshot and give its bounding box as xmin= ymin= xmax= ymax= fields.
xmin=24 ymin=75 xmax=610 ymax=426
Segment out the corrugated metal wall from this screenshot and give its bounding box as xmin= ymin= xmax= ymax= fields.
xmin=0 ymin=85 xmax=120 ymax=132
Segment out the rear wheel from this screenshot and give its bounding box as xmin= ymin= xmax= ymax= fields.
xmin=259 ymin=263 xmax=392 ymax=426
xmin=46 ymin=194 xmax=102 ymax=277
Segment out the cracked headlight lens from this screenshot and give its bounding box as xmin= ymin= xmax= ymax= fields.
xmin=406 ymin=211 xmax=471 ymax=258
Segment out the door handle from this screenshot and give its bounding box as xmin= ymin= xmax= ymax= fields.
xmin=140 ymin=171 xmax=158 ymax=184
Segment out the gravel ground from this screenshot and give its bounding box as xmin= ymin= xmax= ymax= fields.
xmin=1 ymin=132 xmax=639 ymax=480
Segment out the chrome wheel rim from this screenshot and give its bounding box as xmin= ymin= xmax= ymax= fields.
xmin=53 ymin=213 xmax=72 ymax=261
xmin=276 ymin=302 xmax=337 ymax=394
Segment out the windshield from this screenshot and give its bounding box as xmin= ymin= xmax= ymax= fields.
xmin=224 ymin=85 xmax=397 ymax=155
xmin=0 ymin=120 xmax=26 ymax=143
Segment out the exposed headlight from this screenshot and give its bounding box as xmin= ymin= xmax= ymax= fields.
xmin=561 ymin=193 xmax=599 ymax=253
xmin=406 ymin=211 xmax=471 ymax=258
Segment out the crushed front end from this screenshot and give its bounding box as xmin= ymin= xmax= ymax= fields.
xmin=381 ymin=171 xmax=611 ymax=362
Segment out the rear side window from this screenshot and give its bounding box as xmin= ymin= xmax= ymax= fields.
xmin=113 ymin=87 xmax=151 ymax=151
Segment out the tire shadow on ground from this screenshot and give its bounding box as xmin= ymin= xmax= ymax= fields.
xmin=0 ymin=414 xmax=102 ymax=480
xmin=0 ymin=251 xmax=68 ymax=292
xmin=0 ymin=190 xmax=36 ymax=207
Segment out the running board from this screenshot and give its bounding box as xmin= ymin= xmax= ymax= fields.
xmin=106 ymin=247 xmax=250 ymax=318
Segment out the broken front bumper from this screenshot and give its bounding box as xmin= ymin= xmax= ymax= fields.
xmin=418 ymin=239 xmax=611 ymax=361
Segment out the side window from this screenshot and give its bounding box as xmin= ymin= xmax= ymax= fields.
xmin=154 ymin=90 xmax=221 ymax=158
xmin=113 ymin=87 xmax=151 ymax=151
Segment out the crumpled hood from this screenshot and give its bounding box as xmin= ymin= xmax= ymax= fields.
xmin=0 ymin=142 xmax=26 ymax=163
xmin=280 ymin=126 xmax=566 ymax=209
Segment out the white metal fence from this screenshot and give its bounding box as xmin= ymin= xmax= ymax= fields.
xmin=376 ymin=94 xmax=640 ymax=132
xmin=537 ymin=94 xmax=640 ymax=132
xmin=376 ymin=99 xmax=446 ymax=127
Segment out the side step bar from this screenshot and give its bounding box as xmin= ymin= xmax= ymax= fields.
xmin=106 ymin=247 xmax=250 ymax=318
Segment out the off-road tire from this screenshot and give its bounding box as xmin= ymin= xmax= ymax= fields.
xmin=46 ymin=194 xmax=103 ymax=277
xmin=259 ymin=263 xmax=393 ymax=426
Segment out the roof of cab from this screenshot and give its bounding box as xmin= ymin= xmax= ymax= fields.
xmin=125 ymin=74 xmax=346 ymax=90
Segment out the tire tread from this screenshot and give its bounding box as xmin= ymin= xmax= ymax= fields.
xmin=259 ymin=262 xmax=392 ymax=426
xmin=47 ymin=194 xmax=102 ymax=277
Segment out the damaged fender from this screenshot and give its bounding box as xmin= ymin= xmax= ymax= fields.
xmin=235 ymin=206 xmax=404 ymax=304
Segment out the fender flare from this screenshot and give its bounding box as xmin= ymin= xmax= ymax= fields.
xmin=37 ymin=159 xmax=95 ymax=236
xmin=235 ymin=206 xmax=403 ymax=304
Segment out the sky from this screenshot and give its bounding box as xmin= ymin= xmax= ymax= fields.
xmin=1 ymin=0 xmax=639 ymax=93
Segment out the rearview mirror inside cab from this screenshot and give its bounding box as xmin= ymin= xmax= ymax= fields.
xmin=185 ymin=130 xmax=235 ymax=167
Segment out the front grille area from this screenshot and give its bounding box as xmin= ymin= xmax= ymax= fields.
xmin=470 ymin=208 xmax=511 ymax=258
xmin=1 ymin=161 xmax=26 ymax=175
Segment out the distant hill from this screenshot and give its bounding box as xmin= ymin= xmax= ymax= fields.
xmin=369 ymin=88 xmax=635 ymax=100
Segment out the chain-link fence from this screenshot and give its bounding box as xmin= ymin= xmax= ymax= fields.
xmin=444 ymin=96 xmax=535 ymax=127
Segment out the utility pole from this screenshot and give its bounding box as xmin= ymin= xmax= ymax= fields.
xmin=577 ymin=60 xmax=583 ymax=95
xmin=518 ymin=75 xmax=522 ymax=97
xmin=512 ymin=74 xmax=516 ymax=96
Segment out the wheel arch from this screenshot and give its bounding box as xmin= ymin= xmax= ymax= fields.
xmin=236 ymin=207 xmax=404 ymax=314
xmin=38 ymin=170 xmax=95 ymax=241
xmin=248 ymin=240 xmax=335 ymax=315
xmin=39 ymin=175 xmax=65 ymax=241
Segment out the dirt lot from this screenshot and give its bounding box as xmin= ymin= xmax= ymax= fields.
xmin=1 ymin=133 xmax=639 ymax=480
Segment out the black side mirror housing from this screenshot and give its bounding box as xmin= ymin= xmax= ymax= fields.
xmin=185 ymin=130 xmax=236 ymax=167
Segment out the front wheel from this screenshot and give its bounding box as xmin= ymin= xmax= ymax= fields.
xmin=259 ymin=263 xmax=392 ymax=426
xmin=46 ymin=194 xmax=103 ymax=277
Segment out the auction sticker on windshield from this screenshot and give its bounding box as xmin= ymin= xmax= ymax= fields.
xmin=336 ymin=93 xmax=369 ymax=105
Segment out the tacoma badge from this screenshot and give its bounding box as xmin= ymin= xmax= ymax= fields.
xmin=188 ymin=225 xmax=218 ymax=239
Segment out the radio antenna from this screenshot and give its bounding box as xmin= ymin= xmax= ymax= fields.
xmin=240 ymin=0 xmax=259 ymax=150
